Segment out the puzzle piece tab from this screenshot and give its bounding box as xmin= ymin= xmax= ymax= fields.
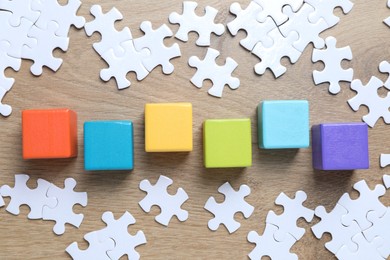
xmin=66 ymin=231 xmax=114 ymax=260
xmin=305 ymin=0 xmax=354 ymax=28
xmin=254 ymin=0 xmax=304 ymax=25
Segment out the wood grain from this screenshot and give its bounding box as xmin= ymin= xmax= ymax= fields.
xmin=1 ymin=0 xmax=390 ymax=259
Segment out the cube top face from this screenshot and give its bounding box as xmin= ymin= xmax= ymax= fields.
xmin=84 ymin=120 xmax=134 ymax=171
xmin=312 ymin=123 xmax=369 ymax=170
xmin=259 ymin=100 xmax=309 ymax=149
xmin=145 ymin=103 xmax=193 ymax=152
xmin=204 ymin=119 xmax=252 ymax=168
xmin=22 ymin=109 xmax=77 ymax=159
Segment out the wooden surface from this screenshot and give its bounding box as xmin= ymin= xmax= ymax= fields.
xmin=1 ymin=0 xmax=390 ymax=259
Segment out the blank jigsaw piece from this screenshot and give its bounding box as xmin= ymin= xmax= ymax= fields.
xmin=204 ymin=182 xmax=254 ymax=233
xmin=254 ymin=0 xmax=303 ymax=25
xmin=84 ymin=5 xmax=133 ymax=57
xmin=169 ymin=1 xmax=225 ymax=46
xmin=364 ymin=208 xmax=390 ymax=258
xmin=188 ymin=48 xmax=240 ymax=98
xmin=379 ymin=61 xmax=390 ymax=89
xmin=42 ymin=178 xmax=88 ymax=235
xmin=305 ymin=0 xmax=354 ymax=27
xmin=139 ymin=175 xmax=189 ymax=226
xmin=134 ymin=21 xmax=181 ymax=74
xmin=384 ymin=0 xmax=390 ymax=27
xmin=312 ymin=36 xmax=353 ymax=94
xmin=248 ymin=223 xmax=298 ymax=260
xmin=381 ymin=154 xmax=390 ymax=168
xmin=0 ymin=0 xmax=40 ymax=26
xmin=383 ymin=175 xmax=390 ymax=189
xmin=0 ymin=174 xmax=57 ymax=219
xmin=266 ymin=191 xmax=313 ymax=242
xmin=336 ymin=233 xmax=384 ymax=260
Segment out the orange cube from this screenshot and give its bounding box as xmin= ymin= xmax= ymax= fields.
xmin=22 ymin=109 xmax=78 ymax=159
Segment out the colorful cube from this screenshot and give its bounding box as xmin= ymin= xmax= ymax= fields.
xmin=22 ymin=109 xmax=77 ymax=159
xmin=204 ymin=119 xmax=252 ymax=168
xmin=145 ymin=103 xmax=193 ymax=152
xmin=258 ymin=100 xmax=310 ymax=149
xmin=312 ymin=123 xmax=369 ymax=170
xmin=84 ymin=120 xmax=134 ymax=171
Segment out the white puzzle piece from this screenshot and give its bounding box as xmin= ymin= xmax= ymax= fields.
xmin=364 ymin=208 xmax=390 ymax=258
xmin=311 ymin=204 xmax=360 ymax=254
xmin=22 ymin=23 xmax=69 ymax=76
xmin=66 ymin=231 xmax=115 ymax=260
xmin=338 ymin=180 xmax=386 ymax=231
xmin=204 ymin=182 xmax=254 ymax=233
xmin=100 ymin=40 xmax=149 ymax=90
xmin=384 ymin=0 xmax=390 ymax=27
xmin=279 ymin=4 xmax=328 ymax=52
xmin=383 ymin=174 xmax=390 ymax=188
xmin=254 ymin=0 xmax=304 ymax=25
xmin=348 ymin=76 xmax=390 ymax=127
xmin=0 ymin=0 xmax=40 ymax=26
xmin=381 ymin=154 xmax=390 ymax=168
xmin=94 ymin=211 xmax=147 ymax=260
xmin=379 ymin=61 xmax=390 ymax=89
xmin=312 ymin=36 xmax=353 ymax=94
xmin=227 ymin=2 xmax=276 ymax=51
xmin=139 ymin=175 xmax=189 ymax=226
xmin=42 ymin=178 xmax=88 ymax=235
xmin=188 ymin=48 xmax=240 ymax=97
xmin=84 ymin=5 xmax=133 ymax=57
xmin=266 ymin=191 xmax=314 ymax=242
xmin=169 ymin=1 xmax=225 ymax=46
xmin=305 ymin=0 xmax=354 ymax=28
xmin=133 ymin=21 xmax=181 ymax=74
xmin=0 ymin=174 xmax=57 ymax=219
xmin=31 ymin=0 xmax=85 ymax=37
xmin=336 ymin=232 xmax=384 ymax=260
xmin=252 ymin=28 xmax=302 ymax=78
xmin=0 ymin=41 xmax=21 ymax=91
xmin=248 ymin=223 xmax=298 ymax=260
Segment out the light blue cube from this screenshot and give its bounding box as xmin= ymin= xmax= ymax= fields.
xmin=84 ymin=120 xmax=134 ymax=171
xmin=258 ymin=100 xmax=310 ymax=149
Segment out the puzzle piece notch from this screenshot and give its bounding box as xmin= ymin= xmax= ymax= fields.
xmin=204 ymin=182 xmax=254 ymax=233
xmin=254 ymin=0 xmax=304 ymax=25
xmin=84 ymin=5 xmax=133 ymax=57
xmin=379 ymin=61 xmax=390 ymax=89
xmin=312 ymin=36 xmax=353 ymax=94
xmin=304 ymin=0 xmax=354 ymax=28
xmin=338 ymin=180 xmax=386 ymax=231
xmin=336 ymin=232 xmax=384 ymax=260
xmin=279 ymin=4 xmax=328 ymax=52
xmin=169 ymin=1 xmax=225 ymax=46
xmin=31 ymin=0 xmax=85 ymax=37
xmin=66 ymin=231 xmax=115 ymax=260
xmin=227 ymin=2 xmax=275 ymax=51
xmin=348 ymin=76 xmax=390 ymax=127
xmin=364 ymin=208 xmax=390 ymax=258
xmin=311 ymin=204 xmax=360 ymax=254
xmin=42 ymin=178 xmax=88 ymax=235
xmin=0 ymin=174 xmax=57 ymax=219
xmin=22 ymin=22 xmax=69 ymax=76
xmin=139 ymin=175 xmax=189 ymax=226
xmin=252 ymin=28 xmax=302 ymax=78
xmin=133 ymin=21 xmax=181 ymax=74
xmin=100 ymin=40 xmax=149 ymax=90
xmin=0 ymin=0 xmax=40 ymax=26
xmin=188 ymin=48 xmax=240 ymax=98
xmin=247 ymin=223 xmax=298 ymax=260
xmin=266 ymin=191 xmax=314 ymax=242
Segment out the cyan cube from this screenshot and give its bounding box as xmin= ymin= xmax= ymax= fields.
xmin=312 ymin=123 xmax=369 ymax=171
xmin=84 ymin=120 xmax=134 ymax=171
xmin=258 ymin=100 xmax=310 ymax=149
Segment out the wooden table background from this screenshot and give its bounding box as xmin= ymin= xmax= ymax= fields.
xmin=0 ymin=0 xmax=390 ymax=259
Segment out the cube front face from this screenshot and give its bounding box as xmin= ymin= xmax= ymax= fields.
xmin=84 ymin=121 xmax=134 ymax=171
xmin=145 ymin=103 xmax=193 ymax=152
xmin=312 ymin=123 xmax=369 ymax=170
xmin=204 ymin=119 xmax=252 ymax=168
xmin=259 ymin=100 xmax=310 ymax=149
xmin=22 ymin=109 xmax=77 ymax=159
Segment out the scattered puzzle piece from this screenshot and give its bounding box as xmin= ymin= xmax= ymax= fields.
xmin=134 ymin=21 xmax=181 ymax=74
xmin=42 ymin=178 xmax=88 ymax=235
xmin=169 ymin=1 xmax=225 ymax=46
xmin=335 ymin=232 xmax=384 ymax=260
xmin=379 ymin=60 xmax=390 ymax=89
xmin=254 ymin=0 xmax=303 ymax=26
xmin=305 ymin=0 xmax=354 ymax=28
xmin=312 ymin=36 xmax=353 ymax=94
xmin=0 ymin=0 xmax=40 ymax=26
xmin=188 ymin=48 xmax=240 ymax=97
xmin=381 ymin=154 xmax=390 ymax=168
xmin=139 ymin=175 xmax=189 ymax=226
xmin=364 ymin=207 xmax=390 ymax=258
xmin=204 ymin=182 xmax=254 ymax=233
xmin=384 ymin=0 xmax=390 ymax=27
xmin=383 ymin=174 xmax=390 ymax=188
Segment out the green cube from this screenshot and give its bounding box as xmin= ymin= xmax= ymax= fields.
xmin=203 ymin=119 xmax=252 ymax=168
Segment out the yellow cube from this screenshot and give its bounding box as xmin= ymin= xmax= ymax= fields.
xmin=145 ymin=103 xmax=193 ymax=152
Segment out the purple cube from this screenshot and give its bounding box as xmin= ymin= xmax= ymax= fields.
xmin=312 ymin=123 xmax=369 ymax=170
